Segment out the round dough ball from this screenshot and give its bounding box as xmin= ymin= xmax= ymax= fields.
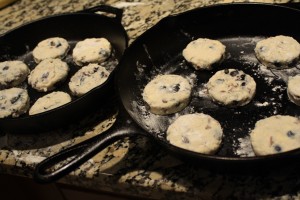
xmin=254 ymin=35 xmax=300 ymax=68
xmin=72 ymin=38 xmax=112 ymax=66
xmin=142 ymin=74 xmax=192 ymax=115
xmin=32 ymin=37 xmax=70 ymax=63
xmin=207 ymin=69 xmax=256 ymax=106
xmin=182 ymin=38 xmax=226 ymax=70
xmin=167 ymin=113 xmax=223 ymax=154
xmin=0 ymin=88 xmax=30 ymax=118
xmin=287 ymin=75 xmax=300 ymax=106
xmin=29 ymin=91 xmax=71 ymax=115
xmin=0 ymin=61 xmax=30 ymax=89
xmin=28 ymin=58 xmax=69 ymax=92
xmin=250 ymin=115 xmax=300 ymax=156
xmin=69 ymin=63 xmax=109 ymax=97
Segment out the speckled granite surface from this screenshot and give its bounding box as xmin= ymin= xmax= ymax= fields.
xmin=1 ymin=0 xmax=300 ymax=199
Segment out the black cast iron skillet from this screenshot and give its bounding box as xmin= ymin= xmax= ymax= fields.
xmin=35 ymin=3 xmax=300 ymax=183
xmin=0 ymin=5 xmax=128 ymax=133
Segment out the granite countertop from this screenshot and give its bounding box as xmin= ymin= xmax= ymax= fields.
xmin=1 ymin=0 xmax=300 ymax=199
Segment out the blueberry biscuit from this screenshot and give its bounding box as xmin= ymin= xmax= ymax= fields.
xmin=182 ymin=38 xmax=226 ymax=70
xmin=167 ymin=113 xmax=223 ymax=154
xmin=29 ymin=91 xmax=71 ymax=115
xmin=207 ymin=69 xmax=256 ymax=106
xmin=287 ymin=75 xmax=300 ymax=106
xmin=0 ymin=88 xmax=30 ymax=118
xmin=32 ymin=37 xmax=70 ymax=63
xmin=68 ymin=63 xmax=109 ymax=96
xmin=72 ymin=38 xmax=112 ymax=66
xmin=254 ymin=35 xmax=300 ymax=68
xmin=250 ymin=115 xmax=300 ymax=155
xmin=28 ymin=58 xmax=69 ymax=92
xmin=0 ymin=61 xmax=30 ymax=89
xmin=142 ymin=74 xmax=192 ymax=115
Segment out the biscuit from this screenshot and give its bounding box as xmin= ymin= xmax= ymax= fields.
xmin=72 ymin=38 xmax=112 ymax=66
xmin=287 ymin=75 xmax=300 ymax=106
xmin=250 ymin=115 xmax=300 ymax=155
xmin=68 ymin=63 xmax=109 ymax=96
xmin=28 ymin=58 xmax=69 ymax=92
xmin=142 ymin=74 xmax=192 ymax=115
xmin=0 ymin=61 xmax=30 ymax=89
xmin=32 ymin=37 xmax=70 ymax=63
xmin=182 ymin=38 xmax=226 ymax=70
xmin=29 ymin=91 xmax=71 ymax=115
xmin=0 ymin=88 xmax=30 ymax=118
xmin=167 ymin=113 xmax=223 ymax=154
xmin=254 ymin=35 xmax=300 ymax=68
xmin=207 ymin=69 xmax=256 ymax=106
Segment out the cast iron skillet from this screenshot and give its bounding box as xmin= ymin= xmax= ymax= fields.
xmin=0 ymin=5 xmax=128 ymax=133
xmin=35 ymin=3 xmax=300 ymax=183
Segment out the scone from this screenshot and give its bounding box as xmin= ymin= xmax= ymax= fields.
xmin=29 ymin=91 xmax=71 ymax=115
xmin=0 ymin=88 xmax=30 ymax=118
xmin=250 ymin=115 xmax=300 ymax=155
xmin=142 ymin=74 xmax=192 ymax=115
xmin=32 ymin=37 xmax=70 ymax=63
xmin=0 ymin=60 xmax=30 ymax=89
xmin=28 ymin=58 xmax=69 ymax=92
xmin=287 ymin=75 xmax=300 ymax=106
xmin=167 ymin=113 xmax=223 ymax=154
xmin=72 ymin=38 xmax=112 ymax=66
xmin=254 ymin=35 xmax=300 ymax=68
xmin=68 ymin=63 xmax=109 ymax=96
xmin=182 ymin=38 xmax=226 ymax=70
xmin=207 ymin=69 xmax=256 ymax=106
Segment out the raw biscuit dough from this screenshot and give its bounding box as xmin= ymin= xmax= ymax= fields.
xmin=69 ymin=63 xmax=109 ymax=96
xmin=287 ymin=75 xmax=300 ymax=106
xmin=72 ymin=38 xmax=112 ymax=66
xmin=182 ymin=38 xmax=226 ymax=70
xmin=0 ymin=60 xmax=30 ymax=89
xmin=0 ymin=87 xmax=30 ymax=118
xmin=207 ymin=69 xmax=256 ymax=106
xmin=250 ymin=115 xmax=300 ymax=155
xmin=254 ymin=35 xmax=300 ymax=68
xmin=142 ymin=74 xmax=192 ymax=115
xmin=28 ymin=58 xmax=69 ymax=92
xmin=167 ymin=113 xmax=223 ymax=154
xmin=29 ymin=91 xmax=71 ymax=115
xmin=32 ymin=37 xmax=70 ymax=63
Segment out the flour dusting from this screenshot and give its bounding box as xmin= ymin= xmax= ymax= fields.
xmin=234 ymin=136 xmax=255 ymax=157
xmin=129 ymin=36 xmax=300 ymax=158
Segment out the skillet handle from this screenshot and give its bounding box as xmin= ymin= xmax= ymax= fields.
xmin=34 ymin=119 xmax=142 ymax=184
xmin=80 ymin=5 xmax=123 ymax=22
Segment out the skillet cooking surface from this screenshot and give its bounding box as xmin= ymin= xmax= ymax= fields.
xmin=117 ymin=3 xmax=300 ymax=158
